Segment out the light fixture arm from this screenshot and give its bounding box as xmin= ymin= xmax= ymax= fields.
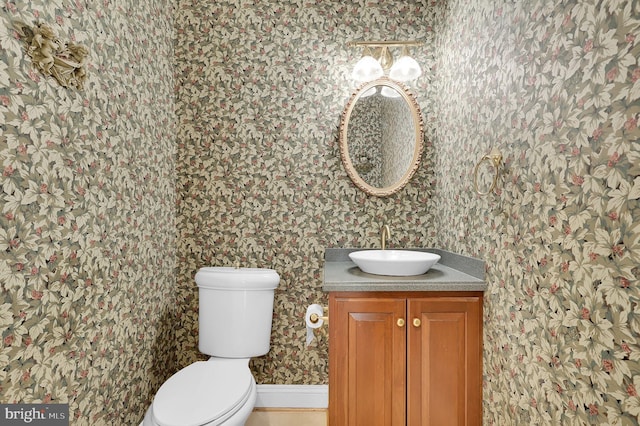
xmin=378 ymin=46 xmax=393 ymax=70
xmin=348 ymin=40 xmax=424 ymax=48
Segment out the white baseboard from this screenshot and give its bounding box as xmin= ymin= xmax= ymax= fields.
xmin=255 ymin=384 xmax=328 ymax=408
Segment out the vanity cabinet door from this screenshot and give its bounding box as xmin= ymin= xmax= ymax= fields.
xmin=407 ymin=297 xmax=483 ymax=426
xmin=329 ymin=292 xmax=483 ymax=426
xmin=329 ymin=295 xmax=407 ymax=426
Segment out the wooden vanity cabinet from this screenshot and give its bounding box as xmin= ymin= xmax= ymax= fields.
xmin=328 ymin=291 xmax=483 ymax=426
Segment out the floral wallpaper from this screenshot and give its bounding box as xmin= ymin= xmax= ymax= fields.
xmin=434 ymin=0 xmax=640 ymax=424
xmin=2 ymin=0 xmax=638 ymax=424
xmin=176 ymin=0 xmax=640 ymax=423
xmin=0 ymin=1 xmax=176 ymax=424
xmin=174 ymin=0 xmax=439 ymax=385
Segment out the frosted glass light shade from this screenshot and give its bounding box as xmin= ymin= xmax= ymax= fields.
xmin=352 ymin=56 xmax=384 ymax=82
xmin=389 ymin=55 xmax=422 ymax=81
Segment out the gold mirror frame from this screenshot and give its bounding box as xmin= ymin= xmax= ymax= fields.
xmin=339 ymin=77 xmax=424 ymax=197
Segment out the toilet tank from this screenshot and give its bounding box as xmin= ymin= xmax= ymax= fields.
xmin=195 ymin=267 xmax=280 ymax=358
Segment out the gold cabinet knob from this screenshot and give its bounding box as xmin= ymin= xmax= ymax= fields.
xmin=397 ymin=318 xmax=405 ymax=327
xmin=413 ymin=318 xmax=421 ymax=327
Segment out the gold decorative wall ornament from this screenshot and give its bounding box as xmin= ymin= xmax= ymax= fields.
xmin=15 ymin=22 xmax=88 ymax=90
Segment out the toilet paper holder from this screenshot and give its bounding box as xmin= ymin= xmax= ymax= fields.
xmin=309 ymin=307 xmax=329 ymax=325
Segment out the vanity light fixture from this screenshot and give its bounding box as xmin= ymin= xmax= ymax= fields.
xmin=349 ymin=40 xmax=423 ymax=83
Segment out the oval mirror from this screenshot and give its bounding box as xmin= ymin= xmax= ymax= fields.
xmin=339 ymin=77 xmax=424 ymax=197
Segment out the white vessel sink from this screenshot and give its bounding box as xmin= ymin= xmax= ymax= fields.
xmin=348 ymin=250 xmax=441 ymax=277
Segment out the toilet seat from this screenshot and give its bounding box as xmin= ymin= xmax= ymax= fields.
xmin=151 ymin=360 xmax=254 ymax=426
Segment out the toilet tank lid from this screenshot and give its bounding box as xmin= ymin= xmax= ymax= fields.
xmin=195 ymin=267 xmax=280 ymax=290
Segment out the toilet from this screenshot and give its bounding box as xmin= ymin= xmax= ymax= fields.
xmin=141 ymin=267 xmax=280 ymax=426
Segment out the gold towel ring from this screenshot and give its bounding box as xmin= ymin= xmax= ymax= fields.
xmin=473 ymin=148 xmax=502 ymax=196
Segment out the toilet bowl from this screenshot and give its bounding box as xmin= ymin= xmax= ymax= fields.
xmin=141 ymin=359 xmax=256 ymax=426
xmin=141 ymin=267 xmax=279 ymax=426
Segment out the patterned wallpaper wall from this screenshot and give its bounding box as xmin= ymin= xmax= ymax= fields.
xmin=174 ymin=0 xmax=439 ymax=385
xmin=0 ymin=1 xmax=176 ymax=424
xmin=2 ymin=0 xmax=638 ymax=424
xmin=175 ymin=0 xmax=640 ymax=423
xmin=434 ymin=0 xmax=640 ymax=424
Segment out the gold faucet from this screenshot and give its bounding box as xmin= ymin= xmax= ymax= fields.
xmin=380 ymin=224 xmax=391 ymax=250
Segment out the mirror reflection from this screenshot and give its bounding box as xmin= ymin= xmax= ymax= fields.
xmin=340 ymin=78 xmax=424 ymax=197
